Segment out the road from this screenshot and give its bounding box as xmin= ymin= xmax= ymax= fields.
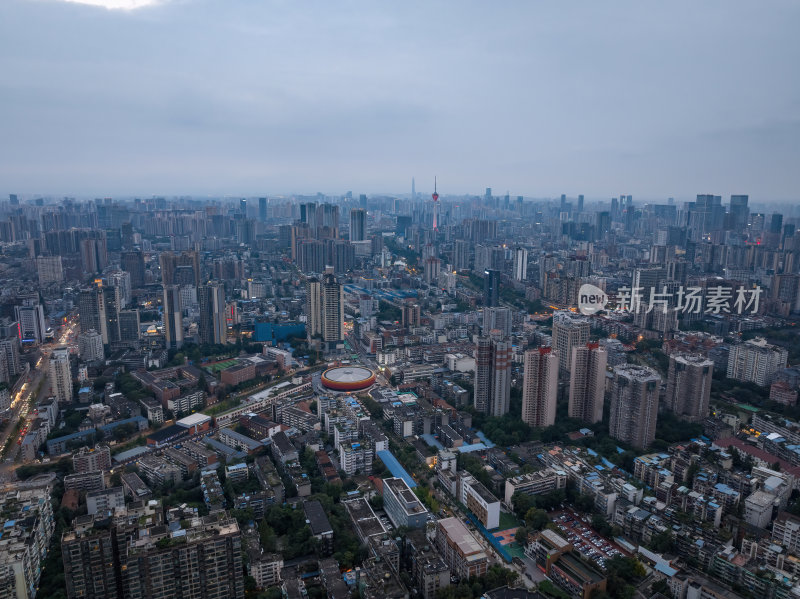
xmin=0 ymin=321 xmax=77 ymax=477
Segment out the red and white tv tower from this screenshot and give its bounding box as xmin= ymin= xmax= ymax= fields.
xmin=432 ymin=176 xmax=439 ymax=231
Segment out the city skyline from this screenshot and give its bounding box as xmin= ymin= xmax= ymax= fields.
xmin=2 ymin=1 xmax=799 ymax=198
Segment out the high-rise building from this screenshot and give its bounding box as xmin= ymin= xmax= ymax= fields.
xmin=108 ymin=270 xmax=132 ymax=308
xmin=78 ymin=329 xmax=104 ymax=362
xmin=37 ymin=255 xmax=64 ymax=285
xmin=483 ymin=306 xmax=512 ymax=338
xmin=103 ymin=285 xmax=121 ymax=345
xmin=522 ymin=347 xmax=559 ymax=427
xmin=121 ymin=250 xmax=145 ymax=288
xmin=321 ymin=268 xmax=343 ymax=348
xmin=666 ymin=353 xmax=713 ymax=422
xmin=569 ymin=343 xmax=608 ymax=424
xmin=162 ymin=285 xmax=183 ymax=349
xmin=80 ymin=237 xmax=108 ymax=274
xmin=78 ymin=287 xmax=108 ymax=345
xmin=118 ymin=310 xmax=141 ymax=346
xmin=402 ymin=303 xmax=421 ymax=328
xmin=198 ymin=282 xmax=227 ymax=345
xmin=484 ymin=269 xmax=500 ymax=307
xmin=160 ymin=250 xmax=201 ymax=287
xmin=729 ymin=195 xmax=749 ymax=231
xmin=473 ymin=337 xmax=512 ymax=417
xmin=424 ymin=256 xmax=441 ymax=285
xmin=0 ymin=339 xmax=21 ymax=384
xmin=50 ymin=347 xmax=72 ymax=404
xmin=453 ymin=239 xmax=471 ymax=271
xmin=15 ymin=299 xmax=46 ymax=344
xmin=609 ymin=364 xmax=661 ymax=449
xmin=62 ymin=512 xmax=245 ymax=599
xmin=259 ymin=196 xmax=268 ymax=222
xmin=727 ymin=337 xmax=788 ymax=387
xmin=305 ymin=277 xmax=322 ymax=339
xmin=513 ymin=247 xmax=528 ymax=282
xmin=350 ymin=208 xmax=366 ymax=242
xmin=552 ymin=312 xmax=590 ymax=375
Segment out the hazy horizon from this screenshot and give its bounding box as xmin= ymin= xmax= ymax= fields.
xmin=2 ymin=0 xmax=799 ymax=201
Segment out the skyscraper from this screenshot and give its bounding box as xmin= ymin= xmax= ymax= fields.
xmin=483 ymin=306 xmax=512 ymax=338
xmin=162 ymin=285 xmax=183 ymax=349
xmin=321 ymin=268 xmax=344 ymax=348
xmin=349 ymin=208 xmax=366 ymax=242
xmin=258 ymin=196 xmax=268 ymax=221
xmin=103 ymin=285 xmax=121 ymax=345
xmin=484 ymin=269 xmax=500 ymax=307
xmin=78 ymin=287 xmax=108 ymax=344
xmin=473 ymin=337 xmax=512 ymax=417
xmin=118 ymin=310 xmax=141 ymax=347
xmin=108 ymin=270 xmax=132 ymax=308
xmin=49 ymin=347 xmax=72 ymax=404
xmin=569 ymin=343 xmax=608 ymax=424
xmin=453 ymin=240 xmax=471 ymax=271
xmin=666 ymin=353 xmax=713 ymax=422
xmin=305 ymin=277 xmax=322 ymax=339
xmin=512 ymin=247 xmax=528 ymax=282
xmin=121 ymin=250 xmax=145 ymax=288
xmin=198 ymin=282 xmax=227 ymax=345
xmin=521 ymin=347 xmax=559 ymax=427
xmin=552 ymin=312 xmax=590 ymax=375
xmin=609 ymin=364 xmax=661 ymax=449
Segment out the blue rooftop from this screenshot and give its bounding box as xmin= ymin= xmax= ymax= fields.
xmin=420 ymin=434 xmax=444 ymax=450
xmin=475 ymin=431 xmax=496 ymax=448
xmin=456 ymin=443 xmax=488 ymax=454
xmin=376 ymin=449 xmax=416 ymax=489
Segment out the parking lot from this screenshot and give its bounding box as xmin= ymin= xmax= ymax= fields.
xmin=549 ymin=508 xmax=627 ymax=570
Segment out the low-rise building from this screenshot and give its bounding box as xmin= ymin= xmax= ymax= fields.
xmin=460 ymin=476 xmax=500 ymax=530
xmin=86 ymin=487 xmax=125 ymax=515
xmin=383 ymin=477 xmax=429 ymax=529
xmin=435 ymin=517 xmax=489 ymax=580
xmin=504 ymin=468 xmax=567 ymax=505
xmin=304 ymin=500 xmax=334 ymax=556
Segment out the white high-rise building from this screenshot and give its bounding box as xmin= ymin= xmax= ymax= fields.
xmin=49 ymin=347 xmax=72 ymax=404
xmin=108 ymin=270 xmax=132 ymax=308
xmin=569 ymin=343 xmax=608 ymax=424
xmin=552 ymin=312 xmax=590 ymax=375
xmin=513 ymin=247 xmax=528 ymax=282
xmin=727 ymin=337 xmax=788 ymax=387
xmin=78 ymin=329 xmax=104 ymax=363
xmin=521 ymin=347 xmax=559 ymax=427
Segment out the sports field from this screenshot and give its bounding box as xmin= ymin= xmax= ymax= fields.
xmin=206 ymin=359 xmax=238 ymax=373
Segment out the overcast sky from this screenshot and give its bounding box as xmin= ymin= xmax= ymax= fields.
xmin=1 ymin=0 xmax=798 ymax=202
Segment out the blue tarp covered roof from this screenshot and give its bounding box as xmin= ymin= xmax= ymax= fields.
xmin=376 ymin=449 xmax=416 ymax=488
